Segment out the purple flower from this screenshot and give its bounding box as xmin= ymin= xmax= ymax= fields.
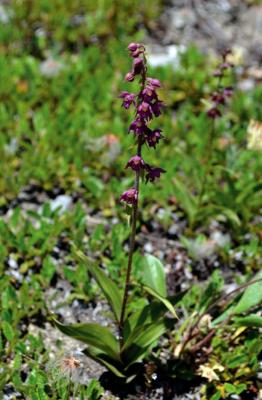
xmin=133 ymin=58 xmax=144 ymax=75
xmin=219 ymin=62 xmax=233 ymax=70
xmin=128 ymin=43 xmax=139 ymax=52
xmin=207 ymin=107 xmax=221 ymax=119
xmin=120 ymin=188 xmax=138 ymax=205
xmin=131 ymin=48 xmax=144 ymax=58
xmin=221 ymin=48 xmax=232 ymax=60
xmin=211 ymin=92 xmax=225 ymax=105
xmin=213 ymin=69 xmax=223 ymax=77
xmin=118 ymin=91 xmax=136 ymax=109
xmin=125 ymin=72 xmax=135 ymax=82
xmin=128 ymin=43 xmax=145 ymax=58
xmin=224 ymin=86 xmax=234 ymax=97
xmin=145 ymin=166 xmax=166 ymax=183
xmin=151 ymin=100 xmax=164 ymax=117
xmin=141 ymin=86 xmax=158 ymax=102
xmin=137 ymin=101 xmax=153 ymax=120
xmin=129 ymin=118 xmax=148 ymax=135
xmin=146 ymin=129 xmax=164 ymax=148
xmin=126 ymin=155 xmax=145 ymax=171
xmin=147 ymin=78 xmax=161 ymax=88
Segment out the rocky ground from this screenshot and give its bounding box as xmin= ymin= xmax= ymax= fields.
xmin=2 ymin=1 xmax=261 ymax=399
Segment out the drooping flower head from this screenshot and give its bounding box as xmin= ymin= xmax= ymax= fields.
xmin=120 ymin=188 xmax=138 ymax=205
xmin=118 ymin=91 xmax=136 ymax=109
xmin=145 ymin=166 xmax=166 ymax=183
xmin=126 ymin=156 xmax=145 ymax=171
xmin=146 ymin=129 xmax=164 ymax=148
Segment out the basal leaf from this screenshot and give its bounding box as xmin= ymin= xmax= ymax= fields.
xmin=142 ymin=255 xmax=167 ymax=297
xmin=123 ymin=301 xmax=164 ymax=341
xmin=83 ymin=347 xmax=125 ymax=378
xmin=73 ymin=247 xmax=122 ymax=322
xmin=122 ymin=319 xmax=172 ymax=365
xmin=53 ymin=319 xmax=120 ymax=360
xmin=142 ymin=285 xmax=178 ymax=318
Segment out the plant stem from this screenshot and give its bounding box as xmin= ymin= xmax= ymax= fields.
xmin=119 ymin=59 xmax=147 ymax=347
xmin=119 ymin=137 xmax=143 ymax=347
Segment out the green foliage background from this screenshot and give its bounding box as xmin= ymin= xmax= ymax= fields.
xmin=0 ymin=1 xmax=261 ymax=399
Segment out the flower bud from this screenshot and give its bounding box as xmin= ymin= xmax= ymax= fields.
xmin=128 ymin=43 xmax=139 ymax=52
xmin=133 ymin=58 xmax=144 ymax=75
xmin=125 ymin=72 xmax=135 ymax=82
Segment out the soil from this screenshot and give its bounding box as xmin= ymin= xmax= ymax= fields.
xmin=146 ymin=0 xmax=262 ymax=67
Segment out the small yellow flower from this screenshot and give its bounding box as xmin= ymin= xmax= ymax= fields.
xmin=247 ymin=119 xmax=262 ymax=151
xmin=198 ymin=363 xmax=224 ymax=382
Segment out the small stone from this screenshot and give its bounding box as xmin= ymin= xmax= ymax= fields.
xmin=144 ymin=242 xmax=153 ymax=253
xmin=49 ymin=195 xmax=72 ymax=214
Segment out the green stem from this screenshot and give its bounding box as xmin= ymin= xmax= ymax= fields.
xmin=119 ymin=138 xmax=142 ymax=347
xmin=118 ymin=55 xmax=147 ymax=348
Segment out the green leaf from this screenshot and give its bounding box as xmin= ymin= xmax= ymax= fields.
xmin=224 ymin=383 xmax=236 ymax=394
xmin=122 ymin=319 xmax=171 ymax=365
xmin=83 ymin=347 xmax=125 ymax=378
xmin=233 ymin=314 xmax=262 ymax=327
xmin=53 ymin=318 xmax=120 ymax=360
xmin=234 ymin=273 xmax=262 ymax=314
xmin=218 ymin=207 xmax=241 ymax=226
xmin=142 ymin=285 xmax=178 ymax=319
xmin=142 ymin=255 xmax=167 ymax=297
xmin=2 ymin=321 xmax=15 ymax=342
xmin=212 ymin=305 xmax=235 ymax=327
xmin=123 ymin=301 xmax=165 ymax=341
xmin=73 ymin=247 xmax=122 ymax=322
xmin=210 ymin=391 xmax=221 ymax=400
xmin=235 ymin=383 xmax=247 ymax=394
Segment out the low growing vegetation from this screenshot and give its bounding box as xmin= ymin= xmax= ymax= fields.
xmin=0 ymin=1 xmax=261 ymax=399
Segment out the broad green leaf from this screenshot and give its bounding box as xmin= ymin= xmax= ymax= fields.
xmin=83 ymin=347 xmax=125 ymax=378
xmin=210 ymin=391 xmax=221 ymax=400
xmin=53 ymin=319 xmax=120 ymax=360
xmin=212 ymin=305 xmax=235 ymax=327
xmin=142 ymin=285 xmax=178 ymax=318
xmin=122 ymin=319 xmax=170 ymax=365
xmin=124 ymin=291 xmax=185 ymax=340
xmin=233 ymin=314 xmax=262 ymax=327
xmin=123 ymin=301 xmax=164 ymax=341
xmin=142 ymin=255 xmax=167 ymax=297
xmin=235 ymin=384 xmax=247 ymax=395
xmin=234 ymin=273 xmax=262 ymax=314
xmin=73 ymin=247 xmax=122 ymax=322
xmin=224 ymin=383 xmax=236 ymax=394
xmin=2 ymin=321 xmax=15 ymax=341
